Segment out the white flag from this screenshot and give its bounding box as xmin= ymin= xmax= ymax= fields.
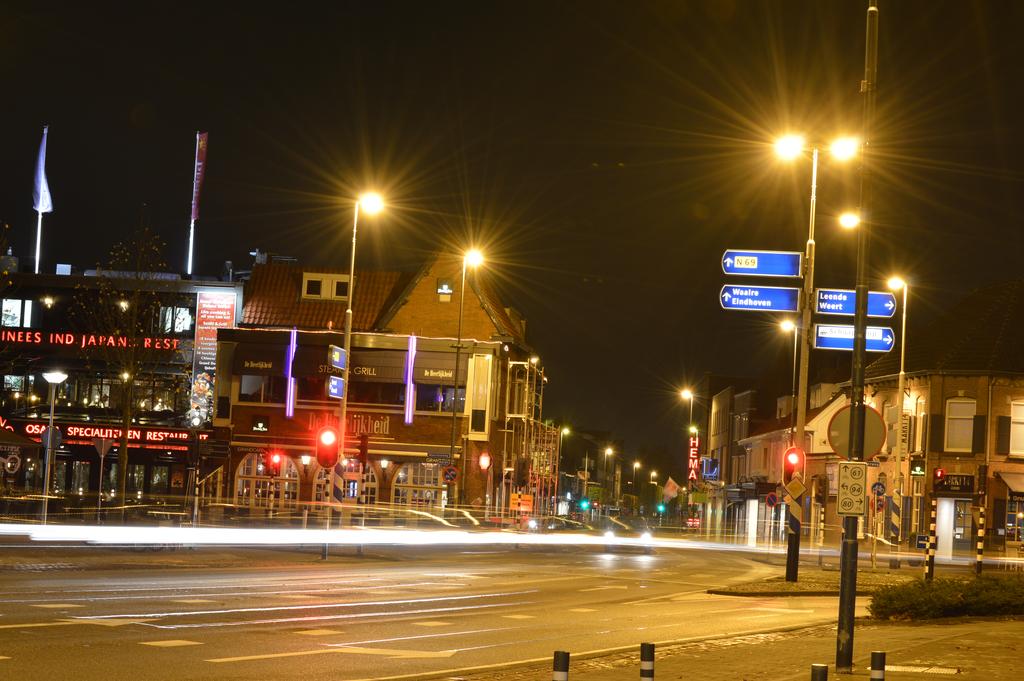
xmin=33 ymin=125 xmax=53 ymax=213
xmin=663 ymin=477 xmax=681 ymax=501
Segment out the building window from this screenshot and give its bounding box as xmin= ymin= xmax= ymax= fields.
xmin=128 ymin=464 xmax=146 ymax=492
xmin=71 ymin=461 xmax=90 ymax=495
xmin=414 ymin=384 xmax=464 ymax=412
xmin=944 ymin=398 xmax=976 ymax=452
xmin=334 ymin=280 xmax=349 ymax=298
xmin=235 ymin=453 xmax=299 ymax=510
xmin=2 ymin=299 xmax=22 ymax=327
xmin=160 ymin=306 xmax=194 ymax=334
xmin=393 ymin=462 xmax=442 ymax=506
xmin=4 ymin=375 xmax=24 ymax=392
xmin=1011 ymin=401 xmax=1024 ymax=455
xmin=150 ymin=465 xmax=170 ymax=494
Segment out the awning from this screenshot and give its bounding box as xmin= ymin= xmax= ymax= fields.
xmin=413 ymin=351 xmax=469 ymax=386
xmin=998 ymin=471 xmax=1024 ymax=497
xmin=349 ymin=350 xmax=407 ymax=384
xmin=232 ymin=344 xmax=343 ymax=377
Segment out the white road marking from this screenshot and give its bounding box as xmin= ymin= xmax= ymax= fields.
xmin=569 ymin=608 xmax=596 ymax=613
xmin=578 ymin=585 xmax=629 ymax=592
xmin=140 ymin=639 xmax=202 ymax=647
xmin=173 ymin=599 xmax=216 ymax=604
xmin=501 ymin=614 xmax=535 ymax=620
xmin=30 ymin=604 xmax=83 ymax=609
xmin=413 ymin=621 xmax=451 ymax=627
xmin=296 ymin=629 xmax=343 ymax=636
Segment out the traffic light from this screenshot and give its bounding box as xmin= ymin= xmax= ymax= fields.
xmin=783 ymin=446 xmax=804 ymax=484
xmin=579 ymin=498 xmax=591 ymax=511
xmin=316 ymin=426 xmax=339 ymax=468
xmin=358 ymin=433 xmax=369 ymax=466
xmin=934 ymin=467 xmax=946 ymax=482
xmin=656 ymin=502 xmax=666 ymax=514
xmin=264 ymin=450 xmax=283 ymax=478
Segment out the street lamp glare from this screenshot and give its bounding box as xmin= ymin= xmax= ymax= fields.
xmin=561 ymin=426 xmax=571 ymax=436
xmin=604 ymin=447 xmax=613 ymax=456
xmin=681 ymin=388 xmax=693 ymax=400
xmin=42 ymin=371 xmax=68 ymax=384
xmin=830 ymin=137 xmax=860 ymax=161
xmin=689 ymin=425 xmax=698 ymax=434
xmin=780 ymin=319 xmax=796 ymax=333
xmin=358 ymin=192 xmax=385 ymax=215
xmin=887 ymin=276 xmax=907 ymax=291
xmin=774 ymin=134 xmax=805 ymax=160
xmin=633 ymin=460 xmax=641 ymax=469
xmin=464 ymin=249 xmax=484 ymax=268
xmin=839 ymin=212 xmax=861 ymax=229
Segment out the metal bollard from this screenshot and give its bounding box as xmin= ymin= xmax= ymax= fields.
xmin=870 ymin=651 xmax=886 ymax=680
xmin=810 ymin=663 xmax=828 ymax=680
xmin=640 ymin=642 xmax=654 ymax=679
xmin=552 ymin=650 xmax=570 ymax=681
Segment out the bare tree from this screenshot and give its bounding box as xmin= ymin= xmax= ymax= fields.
xmin=71 ymin=228 xmax=183 ymax=516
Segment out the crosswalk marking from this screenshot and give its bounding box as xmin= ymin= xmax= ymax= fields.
xmin=140 ymin=640 xmax=203 ymax=647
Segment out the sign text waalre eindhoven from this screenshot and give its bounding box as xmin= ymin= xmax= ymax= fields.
xmin=0 ymin=330 xmax=181 ymax=350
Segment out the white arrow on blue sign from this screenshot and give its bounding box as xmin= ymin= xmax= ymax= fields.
xmin=720 ymin=285 xmax=800 ymax=312
xmin=722 ymin=249 xmax=802 ymax=278
xmin=814 ymin=324 xmax=895 ymax=353
xmin=815 ymin=288 xmax=897 ymax=318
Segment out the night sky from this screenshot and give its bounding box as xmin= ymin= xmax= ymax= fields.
xmin=3 ymin=2 xmax=1023 ymax=479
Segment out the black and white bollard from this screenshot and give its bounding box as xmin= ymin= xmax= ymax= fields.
xmin=810 ymin=663 xmax=828 ymax=680
xmin=924 ymin=497 xmax=937 ymax=581
xmin=552 ymin=650 xmax=570 ymax=681
xmin=975 ymin=506 xmax=985 ymax=576
xmin=640 ymin=642 xmax=655 ymax=679
xmin=870 ymin=651 xmax=886 ymax=680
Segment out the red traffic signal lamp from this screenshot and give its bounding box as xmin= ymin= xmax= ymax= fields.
xmin=264 ymin=450 xmax=283 ymax=478
xmin=316 ymin=426 xmax=339 ymax=468
xmin=934 ymin=467 xmax=946 ymax=482
xmin=783 ymin=446 xmax=804 ymax=484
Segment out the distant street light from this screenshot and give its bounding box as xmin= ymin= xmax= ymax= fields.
xmin=839 ymin=212 xmax=861 ymax=229
xmin=452 ymin=249 xmax=485 ymax=502
xmin=681 ymin=388 xmax=695 ymax=431
xmin=41 ymin=370 xmax=68 ymax=525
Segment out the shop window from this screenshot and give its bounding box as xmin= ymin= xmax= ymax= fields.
xmin=297 ymin=376 xmax=327 ymax=401
xmin=4 ymin=375 xmax=24 ymax=392
xmin=71 ymin=461 xmax=91 ymax=495
xmin=415 ymin=384 xmax=464 ymax=412
xmin=944 ymin=398 xmax=975 ymax=452
xmin=150 ymin=465 xmax=170 ymax=494
xmin=1011 ymin=402 xmax=1024 ymax=455
xmin=348 ymin=381 xmax=404 ymax=407
xmin=160 ymin=306 xmax=194 ymax=334
xmin=239 ymin=375 xmax=264 ymax=402
xmin=127 ymin=464 xmax=146 ymax=492
xmin=2 ymin=299 xmax=22 ymax=327
xmin=1007 ymin=501 xmax=1024 ymax=543
xmin=235 ymin=453 xmax=299 ymax=510
xmin=53 ymin=461 xmax=68 ymax=494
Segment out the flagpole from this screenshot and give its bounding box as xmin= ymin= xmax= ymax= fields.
xmin=34 ymin=211 xmax=43 ymax=274
xmin=186 ymin=131 xmax=201 ymax=276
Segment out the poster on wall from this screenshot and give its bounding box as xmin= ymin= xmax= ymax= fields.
xmin=190 ymin=290 xmax=237 ymax=423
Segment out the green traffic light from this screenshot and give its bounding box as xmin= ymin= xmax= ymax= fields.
xmin=656 ymin=503 xmax=666 ymax=513
xmin=580 ymin=498 xmax=591 ymax=510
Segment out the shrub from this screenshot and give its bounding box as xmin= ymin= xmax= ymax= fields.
xmin=870 ymin=575 xmax=1024 ymax=620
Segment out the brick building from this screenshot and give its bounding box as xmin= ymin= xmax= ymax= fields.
xmin=210 ymin=255 xmax=556 ymax=518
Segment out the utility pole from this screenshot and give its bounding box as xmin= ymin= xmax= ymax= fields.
xmin=837 ymin=0 xmax=879 ymax=672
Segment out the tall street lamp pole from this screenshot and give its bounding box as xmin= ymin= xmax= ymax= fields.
xmin=451 ymin=249 xmax=484 ymax=503
xmin=780 ymin=320 xmax=798 ymax=443
xmin=41 ymin=370 xmax=67 ymax=525
xmin=838 ymin=1 xmax=879 ymax=672
xmin=888 ymin=277 xmax=909 ymax=553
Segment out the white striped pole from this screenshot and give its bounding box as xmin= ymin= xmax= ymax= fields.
xmin=870 ymin=651 xmax=886 ymax=680
xmin=640 ymin=642 xmax=654 ymax=679
xmin=553 ymin=650 xmax=570 ymax=681
xmin=925 ymin=497 xmax=937 ymax=581
xmin=975 ymin=505 xmax=985 ymax=576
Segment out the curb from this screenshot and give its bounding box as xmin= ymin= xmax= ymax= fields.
xmin=706 ymin=588 xmax=872 ymax=597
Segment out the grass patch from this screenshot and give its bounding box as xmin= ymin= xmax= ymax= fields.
xmin=714 ymin=567 xmax=913 ymax=595
xmin=870 ymin=574 xmax=1024 ymax=620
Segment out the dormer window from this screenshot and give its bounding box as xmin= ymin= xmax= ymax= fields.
xmin=302 ymin=273 xmax=349 ymax=301
xmin=305 ymin=277 xmax=323 ymax=297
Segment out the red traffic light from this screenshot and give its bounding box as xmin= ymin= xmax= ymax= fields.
xmin=315 ymin=426 xmax=339 ymax=468
xmin=264 ymin=450 xmax=284 ymax=477
xmin=934 ymin=467 xmax=946 ymax=480
xmin=783 ymin=446 xmax=804 ymax=484
xmin=479 ymin=452 xmax=492 ymax=471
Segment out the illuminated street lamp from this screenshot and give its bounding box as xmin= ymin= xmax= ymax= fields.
xmin=326 ymin=192 xmax=384 ymax=560
xmin=681 ymin=388 xmax=695 ymax=431
xmin=41 ymin=370 xmax=68 ymax=525
xmin=839 ymin=212 xmax=861 ymax=229
xmin=452 ymin=249 xmax=485 ymax=501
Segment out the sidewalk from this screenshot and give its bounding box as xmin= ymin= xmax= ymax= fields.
xmin=460 ymin=619 xmax=1024 ymax=680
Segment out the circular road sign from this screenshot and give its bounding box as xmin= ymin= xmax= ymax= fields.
xmin=827 ymin=405 xmax=886 ymax=459
xmin=3 ymin=454 xmax=20 ymax=474
xmin=871 ymin=481 xmax=886 ymax=497
xmin=442 ymin=465 xmax=459 ymax=483
xmin=765 ymin=492 xmax=778 ymax=508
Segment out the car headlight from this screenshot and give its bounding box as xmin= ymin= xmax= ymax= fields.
xmin=604 ymin=530 xmax=615 ymax=539
xmin=640 ymin=532 xmax=652 ymax=542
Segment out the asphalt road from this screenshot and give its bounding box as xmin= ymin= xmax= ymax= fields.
xmin=0 ymin=544 xmax=862 ymax=680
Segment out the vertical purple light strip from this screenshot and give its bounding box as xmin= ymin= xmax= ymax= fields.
xmin=285 ymin=327 xmax=297 ymax=418
xmin=404 ymin=334 xmax=417 ymax=424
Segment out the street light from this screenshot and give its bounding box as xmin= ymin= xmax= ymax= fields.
xmin=839 ymin=212 xmax=861 ymax=229
xmin=774 ymin=132 xmax=859 ymax=584
xmin=41 ymin=370 xmax=68 ymax=525
xmin=452 ymin=249 xmax=485 ymax=502
xmin=681 ymin=388 xmax=695 ymax=431
xmin=888 ymin=276 xmax=909 ymax=548
xmin=327 ymin=192 xmax=384 ymax=559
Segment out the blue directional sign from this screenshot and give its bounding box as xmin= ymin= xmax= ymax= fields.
xmin=720 ymin=285 xmax=799 ymax=312
xmin=327 ymin=375 xmax=345 ymax=399
xmin=815 ymin=288 xmax=897 ymax=318
xmin=722 ymin=249 xmax=801 ymax=278
xmin=328 ymin=344 xmax=347 ymax=370
xmin=814 ymin=324 xmax=895 ymax=353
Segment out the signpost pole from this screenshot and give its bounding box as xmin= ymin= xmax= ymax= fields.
xmin=837 ymin=1 xmax=878 ymax=672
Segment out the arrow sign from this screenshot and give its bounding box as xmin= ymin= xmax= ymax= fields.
xmin=722 ymin=249 xmax=801 ymax=278
xmin=814 ymin=324 xmax=895 ymax=353
xmin=815 ymin=288 xmax=897 ymax=318
xmin=720 ymin=285 xmax=799 ymax=312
